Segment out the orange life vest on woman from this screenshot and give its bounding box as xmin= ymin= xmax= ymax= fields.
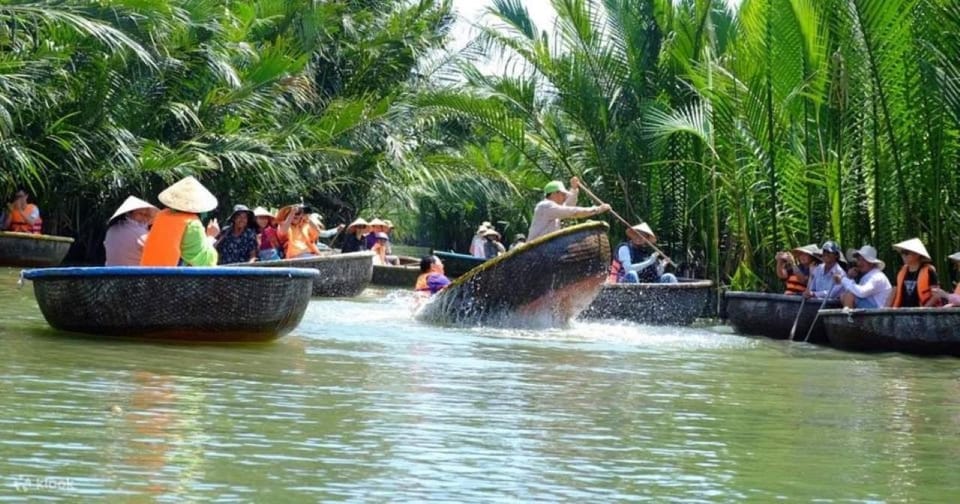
xmin=784 ymin=272 xmax=807 ymax=295
xmin=415 ymin=273 xmax=430 ymax=292
xmin=7 ymin=204 xmax=41 ymax=233
xmin=891 ymin=264 xmax=937 ymax=307
xmin=140 ymin=209 xmax=197 ymax=266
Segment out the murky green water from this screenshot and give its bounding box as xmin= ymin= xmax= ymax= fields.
xmin=2 ymin=267 xmax=960 ymax=502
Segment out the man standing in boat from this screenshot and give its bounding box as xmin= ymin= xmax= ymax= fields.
xmin=526 ymin=177 xmax=611 ymax=241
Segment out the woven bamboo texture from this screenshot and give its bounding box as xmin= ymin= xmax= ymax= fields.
xmin=0 ymin=231 xmax=73 ymax=267
xmin=241 ymin=251 xmax=373 ymax=297
xmin=580 ymin=279 xmax=713 ymax=326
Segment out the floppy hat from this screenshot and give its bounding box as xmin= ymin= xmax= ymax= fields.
xmin=949 ymin=251 xmax=960 ymax=263
xmin=543 ymin=180 xmax=569 ymax=197
xmin=476 ymin=224 xmax=489 ymax=234
xmin=848 ymin=245 xmax=885 ymax=271
xmin=629 ymin=222 xmax=657 ymax=244
xmin=158 ymin=176 xmax=217 ymax=213
xmin=893 ymin=238 xmax=932 ymax=262
xmin=253 ymin=207 xmax=274 ymax=219
xmin=347 ymin=218 xmax=368 ymax=231
xmin=792 ymin=244 xmax=822 ymax=260
xmin=108 ymin=196 xmax=158 ymax=224
xmin=482 ymin=228 xmax=501 ymax=238
xmin=227 ymin=204 xmax=258 ymax=231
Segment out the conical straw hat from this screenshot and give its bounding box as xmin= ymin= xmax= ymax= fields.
xmin=157 ymin=176 xmax=217 ymax=213
xmin=793 ymin=244 xmax=822 ymax=259
xmin=630 ymin=222 xmax=657 ymax=243
xmin=347 ymin=218 xmax=368 ymax=231
xmin=368 ymin=218 xmax=388 ymax=227
xmin=949 ymin=251 xmax=960 ymax=263
xmin=108 ymin=196 xmax=157 ymax=224
xmin=893 ymin=238 xmax=932 ymax=262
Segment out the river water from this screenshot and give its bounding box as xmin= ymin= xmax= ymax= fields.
xmin=2 ymin=267 xmax=960 ymax=502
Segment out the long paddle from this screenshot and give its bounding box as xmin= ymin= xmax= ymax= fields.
xmin=802 ymin=295 xmax=831 ymax=343
xmin=788 ymin=295 xmax=807 ymax=341
xmin=578 ymin=182 xmax=676 ymax=268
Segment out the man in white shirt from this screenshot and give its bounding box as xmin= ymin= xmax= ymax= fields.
xmin=804 ymin=240 xmax=845 ymax=299
xmin=526 ymin=177 xmax=610 ymax=241
xmin=836 ymin=245 xmax=892 ymax=308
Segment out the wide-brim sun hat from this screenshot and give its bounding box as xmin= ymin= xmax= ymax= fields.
xmin=108 ymin=196 xmax=158 ymax=224
xmin=543 ymin=180 xmax=569 ymax=197
xmin=482 ymin=228 xmax=501 ymax=238
xmin=374 ymin=232 xmax=389 ymax=240
xmin=949 ymin=251 xmax=960 ymax=263
xmin=629 ymin=222 xmax=657 ymax=244
xmin=158 ymin=176 xmax=217 ymax=213
xmin=347 ymin=218 xmax=369 ymax=231
xmin=253 ymin=206 xmax=275 ymax=219
xmin=476 ymin=224 xmax=489 ymax=235
xmin=893 ymin=238 xmax=932 ymax=262
xmin=848 ymin=245 xmax=885 ymax=271
xmin=792 ymin=244 xmax=822 ymax=261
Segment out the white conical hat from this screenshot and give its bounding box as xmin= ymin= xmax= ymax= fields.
xmin=630 ymin=222 xmax=657 ymax=243
xmin=368 ymin=218 xmax=388 ymax=227
xmin=948 ymin=251 xmax=960 ymax=263
xmin=108 ymin=196 xmax=158 ymax=224
xmin=158 ymin=176 xmax=217 ymax=213
xmin=893 ymin=238 xmax=931 ymax=262
xmin=347 ymin=218 xmax=368 ymax=231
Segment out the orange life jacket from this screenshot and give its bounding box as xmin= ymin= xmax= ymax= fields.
xmin=280 ymin=223 xmax=319 ymax=258
xmin=784 ymin=272 xmax=807 ymax=295
xmin=891 ymin=264 xmax=937 ymax=307
xmin=7 ymin=204 xmax=41 ymax=234
xmin=140 ymin=209 xmax=197 ymax=266
xmin=415 ymin=273 xmax=430 ymax=292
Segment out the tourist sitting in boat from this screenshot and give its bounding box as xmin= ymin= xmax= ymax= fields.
xmin=932 ymin=252 xmax=960 ymax=307
xmin=482 ymin=228 xmax=506 ymax=259
xmin=253 ymin=207 xmax=281 ymax=261
xmin=609 ymin=223 xmax=678 ymax=284
xmin=527 ymin=177 xmax=610 ymax=241
xmin=140 ymin=176 xmax=220 ymax=266
xmin=470 ymin=222 xmax=491 ymax=257
xmin=278 ymin=204 xmax=321 ymax=259
xmin=415 ymin=255 xmax=451 ymax=295
xmin=341 ymin=218 xmax=369 ymax=253
xmin=888 ymin=238 xmax=941 ymax=307
xmin=365 ymin=218 xmax=389 ymax=250
xmin=371 ymin=232 xmax=390 ymax=265
xmin=3 ymin=188 xmax=42 ymax=234
xmin=834 ymin=245 xmax=892 ymax=309
xmin=215 ymin=205 xmax=260 ymax=264
xmin=509 ymin=233 xmax=526 ymax=250
xmin=103 ymin=196 xmax=158 ymax=266
xmin=804 ymin=241 xmax=845 ymax=299
xmin=776 ymin=244 xmax=820 ymax=295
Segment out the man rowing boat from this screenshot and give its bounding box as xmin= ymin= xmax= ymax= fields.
xmin=526 ymin=177 xmax=610 ymax=242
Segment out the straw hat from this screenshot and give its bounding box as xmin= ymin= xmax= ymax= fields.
xmin=475 ymin=224 xmax=489 ymax=235
xmin=949 ymin=251 xmax=960 ymax=263
xmin=347 ymin=218 xmax=368 ymax=231
xmin=893 ymin=238 xmax=931 ymax=262
xmin=847 ymin=245 xmax=885 ymax=271
xmin=368 ymin=218 xmax=388 ymax=228
xmin=158 ymin=176 xmax=217 ymax=213
xmin=482 ymin=228 xmax=501 ymax=238
xmin=253 ymin=207 xmax=274 ymax=219
xmin=383 ymin=219 xmax=394 ymax=229
xmin=629 ymin=222 xmax=657 ymax=244
xmin=108 ymin=196 xmax=158 ymax=224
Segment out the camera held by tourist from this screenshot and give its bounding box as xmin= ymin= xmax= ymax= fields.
xmin=104 ymin=196 xmax=158 ymax=266
xmin=776 ymin=244 xmax=820 ymax=295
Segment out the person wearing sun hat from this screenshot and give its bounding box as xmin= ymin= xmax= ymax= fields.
xmin=526 ymin=176 xmax=611 ymax=241
xmin=364 ymin=218 xmax=389 ymax=250
xmin=804 ymin=240 xmax=846 ymax=299
xmin=470 ymin=222 xmax=490 ymax=258
xmin=833 ymin=245 xmax=891 ymax=309
xmin=608 ymin=222 xmax=677 ymax=284
xmin=888 ymin=238 xmax=941 ymax=307
xmin=214 ymin=204 xmax=259 ymax=264
xmin=3 ymin=188 xmax=42 ymax=233
xmin=482 ymin=228 xmax=506 ymax=259
xmin=509 ymin=233 xmax=526 ymax=250
xmin=277 ymin=204 xmax=322 ymax=258
xmin=370 ymin=231 xmax=391 ymax=265
xmin=341 ymin=217 xmax=369 ymax=253
xmin=932 ymin=251 xmax=960 ymax=306
xmin=253 ymin=207 xmax=281 ymax=261
xmin=140 ymin=176 xmax=219 ymax=266
xmin=776 ymin=244 xmax=821 ymax=295
xmin=103 ymin=196 xmax=158 ymax=266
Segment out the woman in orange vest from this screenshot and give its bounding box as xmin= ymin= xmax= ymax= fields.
xmin=276 ymin=204 xmax=320 ymax=258
xmin=3 ymin=189 xmax=42 ymax=234
xmin=887 ymin=238 xmax=941 ymax=308
xmin=932 ymin=251 xmax=960 ymax=307
xmin=140 ymin=176 xmax=220 ymax=267
xmin=776 ymin=244 xmax=820 ymax=295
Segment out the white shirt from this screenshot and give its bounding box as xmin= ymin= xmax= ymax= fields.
xmin=807 ymin=262 xmax=845 ymax=298
xmin=104 ymin=219 xmax=149 ymax=266
xmin=840 ymin=268 xmax=892 ymax=307
xmin=469 ymin=235 xmax=486 ymax=258
xmin=526 ymin=189 xmax=600 ymax=241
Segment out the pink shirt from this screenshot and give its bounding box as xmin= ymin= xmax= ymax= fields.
xmin=104 ymin=219 xmax=149 ymax=266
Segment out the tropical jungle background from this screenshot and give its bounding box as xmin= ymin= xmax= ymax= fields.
xmin=2 ymin=0 xmax=960 ymax=290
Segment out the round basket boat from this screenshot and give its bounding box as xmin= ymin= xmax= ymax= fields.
xmin=0 ymin=231 xmax=73 ymax=267
xmin=239 ymin=251 xmax=373 ymax=297
xmin=432 ymin=251 xmax=485 ymax=279
xmin=580 ymin=279 xmax=714 ymax=326
xmin=372 ymin=262 xmax=421 ymax=288
xmin=820 ymin=307 xmax=960 ymax=356
xmin=21 ymin=267 xmax=318 ymax=342
xmin=417 ymin=222 xmax=611 ymax=328
xmin=724 ymin=291 xmax=841 ymax=344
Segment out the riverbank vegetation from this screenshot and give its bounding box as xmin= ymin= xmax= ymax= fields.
xmin=3 ymin=0 xmax=959 ymax=289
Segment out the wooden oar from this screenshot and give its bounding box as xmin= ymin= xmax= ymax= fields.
xmin=788 ymin=296 xmax=807 ymax=341
xmin=578 ymin=182 xmax=677 ymax=268
xmin=802 ymin=295 xmax=831 ymax=343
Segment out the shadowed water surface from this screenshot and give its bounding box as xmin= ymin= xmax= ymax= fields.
xmin=2 ymin=268 xmax=960 ymax=501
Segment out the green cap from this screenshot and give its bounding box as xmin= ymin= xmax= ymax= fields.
xmin=543 ymin=180 xmax=568 ymax=196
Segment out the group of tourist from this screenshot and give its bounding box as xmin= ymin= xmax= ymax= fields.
xmin=777 ymin=239 xmax=960 ymax=308
xmin=101 ymin=176 xmax=396 ymax=267
xmin=469 ymin=222 xmax=512 ymax=259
